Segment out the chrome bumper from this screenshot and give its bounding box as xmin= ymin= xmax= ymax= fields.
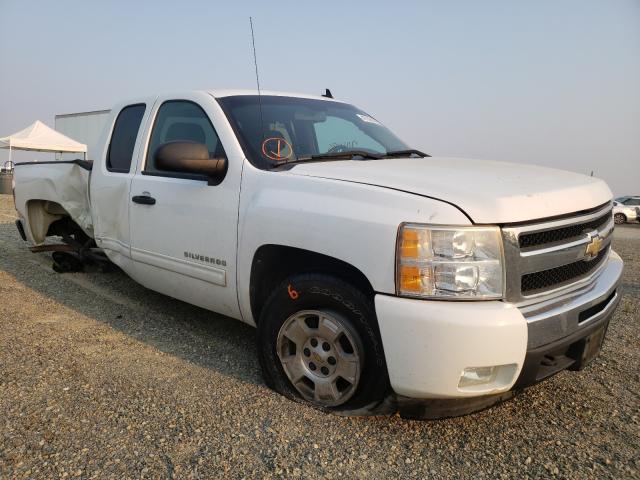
xmin=518 ymin=250 xmax=623 ymax=349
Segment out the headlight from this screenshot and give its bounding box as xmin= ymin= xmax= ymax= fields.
xmin=396 ymin=224 xmax=504 ymax=299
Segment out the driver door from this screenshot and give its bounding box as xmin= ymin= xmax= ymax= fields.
xmin=128 ymin=95 xmax=242 ymax=319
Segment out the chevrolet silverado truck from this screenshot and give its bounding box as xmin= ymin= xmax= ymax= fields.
xmin=12 ymin=90 xmax=623 ymax=418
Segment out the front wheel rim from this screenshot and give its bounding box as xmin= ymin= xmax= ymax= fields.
xmin=276 ymin=310 xmax=363 ymax=407
xmin=614 ymin=214 xmax=625 ymax=224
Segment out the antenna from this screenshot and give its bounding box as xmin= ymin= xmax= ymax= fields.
xmin=249 ymin=17 xmax=265 ymax=143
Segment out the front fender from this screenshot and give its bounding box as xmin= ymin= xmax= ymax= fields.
xmin=236 ymin=166 xmax=470 ymax=324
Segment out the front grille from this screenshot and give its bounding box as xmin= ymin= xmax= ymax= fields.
xmin=503 ymin=203 xmax=614 ymax=302
xmin=519 ymin=211 xmax=611 ymax=248
xmin=521 ymin=247 xmax=609 ymax=293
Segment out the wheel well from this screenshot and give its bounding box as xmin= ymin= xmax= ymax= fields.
xmin=26 ymin=199 xmax=68 ymax=244
xmin=25 ymin=199 xmax=90 ymax=245
xmin=250 ymin=245 xmax=375 ymax=323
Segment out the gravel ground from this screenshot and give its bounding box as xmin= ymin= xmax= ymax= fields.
xmin=0 ymin=194 xmax=638 ymax=479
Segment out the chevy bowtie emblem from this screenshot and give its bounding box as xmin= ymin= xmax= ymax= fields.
xmin=584 ymin=232 xmax=603 ymax=260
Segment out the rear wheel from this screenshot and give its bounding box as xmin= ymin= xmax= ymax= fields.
xmin=257 ymin=274 xmax=389 ymax=413
xmin=614 ymin=213 xmax=626 ymax=225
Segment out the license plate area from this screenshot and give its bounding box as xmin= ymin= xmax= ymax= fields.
xmin=568 ymin=321 xmax=609 ymax=370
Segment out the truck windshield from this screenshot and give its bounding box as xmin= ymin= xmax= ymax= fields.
xmin=217 ymin=95 xmax=415 ymax=170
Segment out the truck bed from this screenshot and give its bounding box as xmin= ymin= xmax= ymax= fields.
xmin=13 ymin=160 xmax=93 ymax=245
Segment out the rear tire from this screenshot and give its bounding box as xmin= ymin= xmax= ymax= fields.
xmin=257 ymin=273 xmax=389 ymax=414
xmin=614 ymin=213 xmax=626 ymax=225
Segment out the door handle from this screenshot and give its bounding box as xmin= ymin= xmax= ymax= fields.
xmin=132 ymin=195 xmax=156 ymax=205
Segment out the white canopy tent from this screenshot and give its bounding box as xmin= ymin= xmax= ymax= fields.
xmin=0 ymin=120 xmax=87 ymax=167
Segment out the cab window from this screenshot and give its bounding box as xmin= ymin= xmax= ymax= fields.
xmin=107 ymin=104 xmax=146 ymax=173
xmin=145 ymin=100 xmax=225 ymax=174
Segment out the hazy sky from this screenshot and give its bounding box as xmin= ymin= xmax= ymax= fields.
xmin=1 ymin=0 xmax=638 ymax=195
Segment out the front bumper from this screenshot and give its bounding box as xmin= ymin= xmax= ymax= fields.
xmin=375 ymin=251 xmax=623 ymax=401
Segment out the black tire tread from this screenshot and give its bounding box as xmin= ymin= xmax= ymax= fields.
xmin=257 ymin=273 xmax=390 ymax=415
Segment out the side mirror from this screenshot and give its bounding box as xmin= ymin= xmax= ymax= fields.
xmin=154 ymin=141 xmax=227 ymax=185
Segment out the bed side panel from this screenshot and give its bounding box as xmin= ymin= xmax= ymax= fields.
xmin=13 ymin=162 xmax=92 ymax=244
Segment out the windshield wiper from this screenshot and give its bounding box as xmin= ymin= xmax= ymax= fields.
xmin=271 ymin=149 xmax=428 ymax=169
xmin=285 ymin=150 xmax=384 ymax=165
xmin=383 ymin=149 xmax=430 ymax=158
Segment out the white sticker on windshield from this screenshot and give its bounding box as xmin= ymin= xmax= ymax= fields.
xmin=356 ymin=114 xmax=381 ymax=125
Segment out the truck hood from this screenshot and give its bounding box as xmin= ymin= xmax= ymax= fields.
xmin=287 ymin=157 xmax=612 ymax=224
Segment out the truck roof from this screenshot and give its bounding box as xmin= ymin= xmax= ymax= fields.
xmin=206 ymin=89 xmax=344 ymax=103
xmin=106 ymin=90 xmax=345 ymax=113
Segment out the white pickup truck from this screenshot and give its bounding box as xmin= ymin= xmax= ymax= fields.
xmin=12 ymin=90 xmax=623 ymax=418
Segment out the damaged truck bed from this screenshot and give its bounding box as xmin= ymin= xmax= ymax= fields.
xmin=12 ymin=159 xmax=103 ymax=270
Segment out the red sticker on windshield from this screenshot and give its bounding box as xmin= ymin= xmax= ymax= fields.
xmin=261 ymin=137 xmax=293 ymax=161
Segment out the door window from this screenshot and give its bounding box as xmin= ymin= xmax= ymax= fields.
xmin=106 ymin=104 xmax=146 ymax=173
xmin=145 ymin=100 xmax=225 ymax=174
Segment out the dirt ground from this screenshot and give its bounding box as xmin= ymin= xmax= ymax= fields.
xmin=1 ymin=194 xmax=638 ymax=479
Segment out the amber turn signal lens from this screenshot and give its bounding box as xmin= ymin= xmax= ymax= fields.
xmin=400 ymin=228 xmax=420 ymax=259
xmin=399 ymin=265 xmax=422 ymax=292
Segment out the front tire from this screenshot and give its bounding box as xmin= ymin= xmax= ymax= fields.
xmin=257 ymin=274 xmax=389 ymax=413
xmin=614 ymin=213 xmax=626 ymax=225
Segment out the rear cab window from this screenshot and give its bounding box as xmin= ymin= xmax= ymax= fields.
xmin=107 ymin=104 xmax=146 ymax=173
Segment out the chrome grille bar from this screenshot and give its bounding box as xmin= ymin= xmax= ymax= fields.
xmin=502 ymin=202 xmax=613 ymax=305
